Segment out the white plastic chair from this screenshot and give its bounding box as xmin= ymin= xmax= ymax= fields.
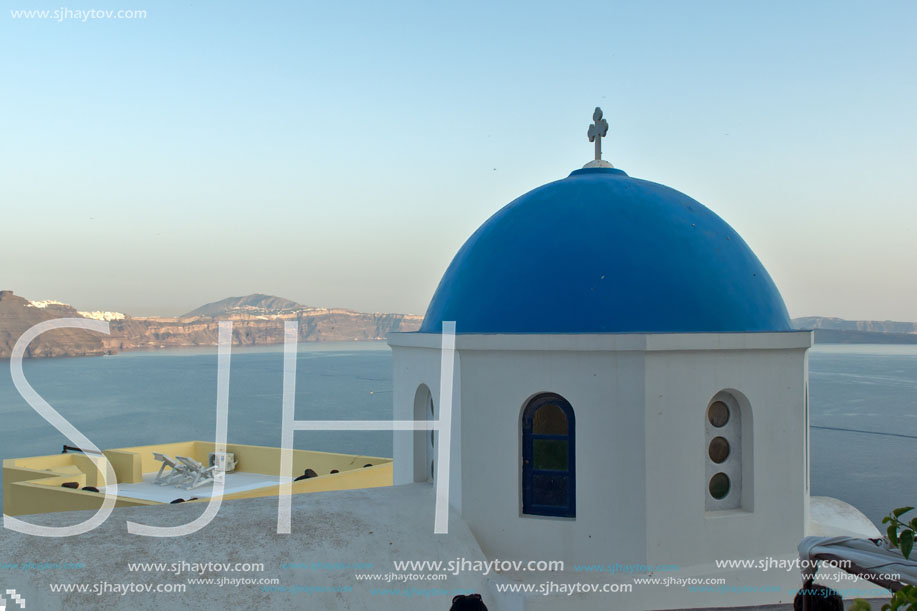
xmin=152 ymin=453 xmax=189 ymax=486
xmin=176 ymin=456 xmax=218 ymax=490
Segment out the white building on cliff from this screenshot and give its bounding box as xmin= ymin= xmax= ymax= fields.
xmin=388 ymin=108 xmax=877 ymax=610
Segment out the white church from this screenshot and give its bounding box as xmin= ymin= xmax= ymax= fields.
xmin=4 ymin=108 xmax=881 ymax=611
xmin=387 ymin=108 xmax=877 ymax=609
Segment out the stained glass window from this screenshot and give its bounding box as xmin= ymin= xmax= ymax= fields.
xmin=522 ymin=394 xmax=575 ymax=518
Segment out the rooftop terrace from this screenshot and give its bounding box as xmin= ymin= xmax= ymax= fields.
xmin=2 ymin=440 xmax=392 ymax=516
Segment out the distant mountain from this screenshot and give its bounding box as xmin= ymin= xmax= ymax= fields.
xmin=792 ymin=316 xmax=917 ymax=335
xmin=183 ymin=294 xmax=304 ymax=318
xmin=0 ymin=291 xmax=422 ymax=358
xmin=792 ymin=317 xmax=917 ymax=344
xmin=8 ymin=287 xmax=917 ymax=359
xmin=0 ymin=291 xmax=109 ymax=358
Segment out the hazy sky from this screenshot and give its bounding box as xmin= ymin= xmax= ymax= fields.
xmin=1 ymin=1 xmax=915 ymax=320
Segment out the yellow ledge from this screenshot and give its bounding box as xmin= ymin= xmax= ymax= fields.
xmin=3 ymin=441 xmax=393 ymax=517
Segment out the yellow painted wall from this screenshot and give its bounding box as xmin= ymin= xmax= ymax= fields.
xmin=111 ymin=441 xmax=200 ymax=473
xmin=25 ymin=473 xmax=88 ymax=488
xmin=8 ymin=454 xmax=76 ymax=470
xmin=71 ymin=454 xmax=111 ymax=487
xmin=3 ymin=461 xmax=82 ymax=515
xmin=111 ymin=441 xmax=390 ymax=477
xmin=5 ymin=481 xmax=156 ymax=516
xmin=103 ymin=450 xmax=142 ymax=484
xmin=2 ymin=458 xmax=157 ymax=516
xmin=217 ymin=442 xmax=389 ymax=476
xmin=4 ymin=442 xmax=394 ymax=517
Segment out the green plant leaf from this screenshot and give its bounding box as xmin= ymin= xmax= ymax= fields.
xmin=902 ymin=530 xmax=915 ymax=560
xmin=894 ymin=507 xmax=914 ymax=518
xmin=889 ymin=524 xmax=900 ymax=547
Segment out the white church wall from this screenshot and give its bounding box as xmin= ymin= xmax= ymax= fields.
xmin=391 ymin=344 xmax=464 ymax=511
xmin=643 ymin=338 xmax=810 ymax=567
xmin=457 ymin=346 xmax=647 ymax=564
xmin=389 ymin=331 xmax=812 ymax=580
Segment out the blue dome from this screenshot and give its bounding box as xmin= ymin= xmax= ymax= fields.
xmin=421 ymin=167 xmax=791 ymax=334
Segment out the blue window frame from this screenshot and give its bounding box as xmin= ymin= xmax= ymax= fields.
xmin=522 ymin=393 xmax=575 ymax=518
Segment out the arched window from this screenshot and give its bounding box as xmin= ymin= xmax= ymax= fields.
xmin=522 ymin=393 xmax=575 ymax=518
xmin=705 ymin=391 xmax=750 ymax=511
xmin=413 ymin=384 xmax=435 ymax=483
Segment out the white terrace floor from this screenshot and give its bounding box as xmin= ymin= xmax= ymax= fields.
xmin=101 ymin=471 xmax=292 ymax=503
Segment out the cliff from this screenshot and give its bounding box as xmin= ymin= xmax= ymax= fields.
xmin=9 ymin=288 xmax=917 ymax=359
xmin=791 ymin=317 xmax=917 ymax=344
xmin=792 ymin=316 xmax=917 ymax=335
xmin=0 ymin=291 xmax=109 ymax=358
xmin=0 ymin=292 xmax=422 ymax=359
xmin=103 ymin=309 xmax=423 ymax=352
xmin=182 ymin=293 xmax=304 ymax=318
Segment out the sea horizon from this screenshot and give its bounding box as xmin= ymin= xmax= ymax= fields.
xmin=1 ymin=341 xmax=915 ymax=527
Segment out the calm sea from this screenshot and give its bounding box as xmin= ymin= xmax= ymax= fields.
xmin=0 ymin=342 xmax=914 ymax=527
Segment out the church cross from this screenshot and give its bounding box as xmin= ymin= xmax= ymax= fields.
xmin=587 ymin=107 xmax=609 ymax=162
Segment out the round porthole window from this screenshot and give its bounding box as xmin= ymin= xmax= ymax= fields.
xmin=708 ymin=436 xmax=730 ymax=464
xmin=708 ymin=472 xmax=730 ymax=500
xmin=707 ymin=401 xmax=730 ymax=428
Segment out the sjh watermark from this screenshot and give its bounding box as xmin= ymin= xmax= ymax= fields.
xmin=714 ymin=557 xmax=853 ymax=572
xmin=3 ymin=318 xmax=456 ymax=538
xmin=0 ymin=588 xmax=26 ymax=610
xmin=9 ymin=7 xmax=147 ymax=22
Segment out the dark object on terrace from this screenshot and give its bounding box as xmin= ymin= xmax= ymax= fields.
xmin=170 ymin=498 xmax=185 ymax=504
xmin=61 ymin=482 xmax=79 ymax=489
xmin=61 ymin=444 xmax=102 ymax=455
xmin=330 ymin=469 xmax=339 ymax=474
xmin=81 ymin=486 xmax=100 ymax=492
xmin=450 ymin=593 xmax=488 ymax=610
xmin=793 ymin=580 xmax=843 ymax=611
xmin=294 ymin=468 xmax=319 ymax=481
xmin=363 ymin=464 xmax=373 ymax=468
